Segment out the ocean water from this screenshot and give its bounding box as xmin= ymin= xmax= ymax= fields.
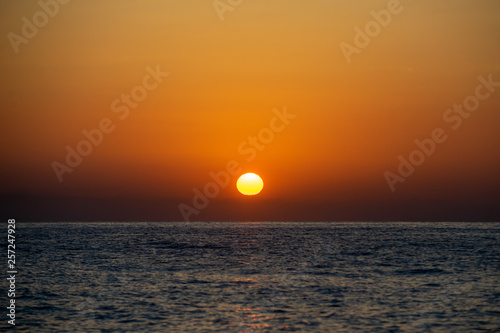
xmin=2 ymin=222 xmax=500 ymax=332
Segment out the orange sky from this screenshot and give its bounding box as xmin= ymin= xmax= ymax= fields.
xmin=1 ymin=0 xmax=499 ymax=221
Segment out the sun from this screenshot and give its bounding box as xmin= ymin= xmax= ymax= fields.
xmin=236 ymin=173 xmax=264 ymax=196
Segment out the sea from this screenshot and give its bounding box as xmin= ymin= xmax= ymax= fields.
xmin=2 ymin=222 xmax=500 ymax=332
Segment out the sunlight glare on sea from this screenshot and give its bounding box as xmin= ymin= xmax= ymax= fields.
xmin=4 ymin=222 xmax=500 ymax=332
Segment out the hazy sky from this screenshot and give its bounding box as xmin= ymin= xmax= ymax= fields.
xmin=1 ymin=0 xmax=499 ymax=221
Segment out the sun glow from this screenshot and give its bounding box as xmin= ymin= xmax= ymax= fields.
xmin=236 ymin=173 xmax=264 ymax=196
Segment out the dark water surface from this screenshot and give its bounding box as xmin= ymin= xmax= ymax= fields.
xmin=2 ymin=222 xmax=500 ymax=332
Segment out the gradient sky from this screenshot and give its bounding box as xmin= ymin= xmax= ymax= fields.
xmin=1 ymin=0 xmax=499 ymax=222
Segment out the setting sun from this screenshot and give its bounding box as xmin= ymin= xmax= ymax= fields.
xmin=236 ymin=173 xmax=264 ymax=196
